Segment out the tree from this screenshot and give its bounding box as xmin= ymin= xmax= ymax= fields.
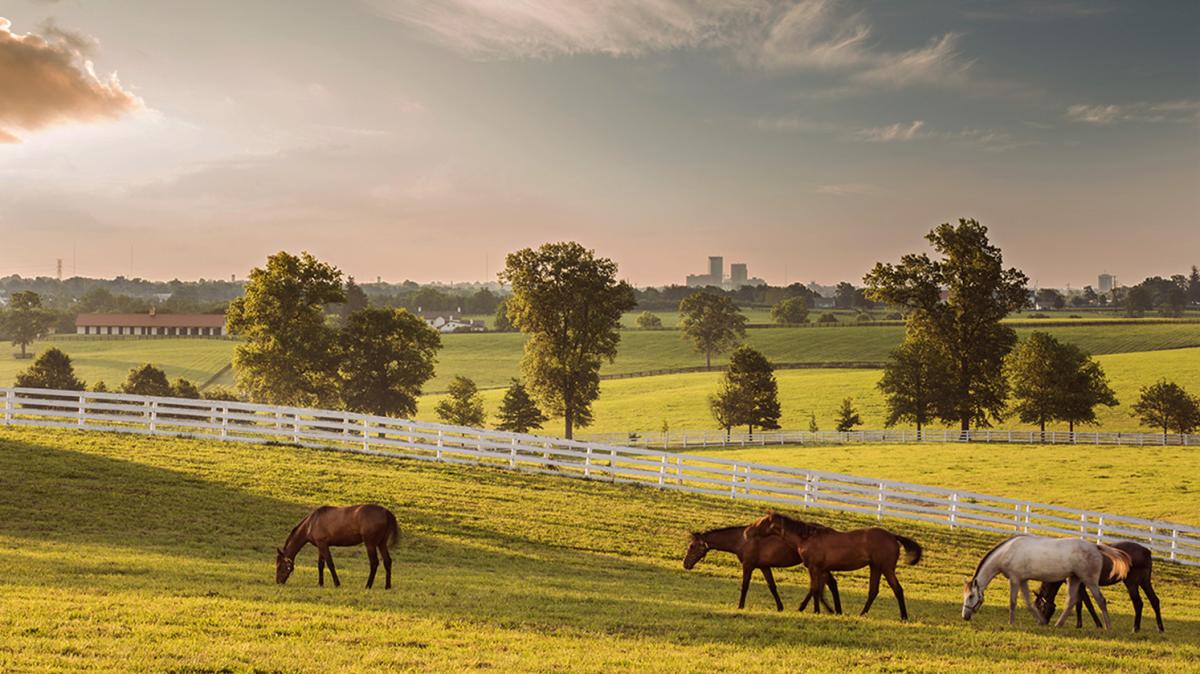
xmin=1035 ymin=288 xmax=1065 ymax=310
xmin=337 ymin=307 xmax=441 ymax=417
xmin=716 ymin=346 xmax=781 ymax=437
xmin=2 ymin=291 xmax=56 ymax=358
xmin=171 ymin=378 xmax=202 ymax=399
xmin=90 ymin=380 xmax=109 ymax=393
xmin=877 ymin=334 xmax=954 ymax=434
xmin=636 ymin=311 xmax=663 ymax=330
xmin=1132 ymin=380 xmax=1200 ymax=436
xmin=771 ymin=297 xmax=809 ymax=325
xmin=864 ymin=219 xmax=1029 ymax=430
xmin=1005 ymin=332 xmax=1117 ymax=435
xmin=708 ymin=378 xmax=743 ymax=440
xmin=808 ymin=412 xmax=819 ymax=433
xmin=14 ymin=347 xmax=85 ymax=390
xmin=495 ymin=379 xmax=548 ymax=433
xmin=1124 ymin=285 xmax=1153 ymax=317
xmin=340 ymin=277 xmax=369 ymax=318
xmin=122 ymin=364 xmax=172 ymax=396
xmin=225 ymin=251 xmax=345 ymax=406
xmin=834 ymin=397 xmax=862 ymax=432
xmin=493 ymin=298 xmax=516 ymax=332
xmin=501 ymin=242 xmax=635 ymax=439
xmin=435 ymin=376 xmax=486 ymax=427
xmin=1189 ymin=266 xmax=1200 ymax=305
xmin=679 ymin=291 xmax=746 ymax=369
xmin=834 ymin=282 xmax=869 ymax=309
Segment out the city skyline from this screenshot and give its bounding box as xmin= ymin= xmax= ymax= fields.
xmin=1 ymin=2 xmax=1197 ymax=286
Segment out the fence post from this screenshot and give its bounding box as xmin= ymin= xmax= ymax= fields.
xmin=949 ymin=493 xmax=957 ymax=528
xmin=804 ymin=473 xmax=812 ymax=509
xmin=1079 ymin=513 xmax=1087 ymax=538
xmin=3 ymin=389 xmax=12 ymax=424
xmin=676 ymin=455 xmax=684 ymax=485
xmin=1024 ymin=504 xmax=1031 ymax=533
xmin=221 ymin=405 xmax=229 ymax=439
xmin=292 ymin=413 xmax=300 ymax=444
xmin=730 ymin=464 xmax=739 ymax=498
xmin=77 ymin=393 xmax=86 ymax=427
xmin=610 ymin=449 xmax=617 ymax=482
xmin=658 ymin=455 xmax=666 ymax=487
xmin=148 ymin=399 xmax=157 ymax=433
xmin=1096 ymin=515 xmax=1104 ymax=543
xmin=362 ymin=418 xmax=370 ymax=451
xmin=877 ymin=482 xmax=884 ymax=520
xmin=436 ymin=430 xmax=444 ymax=461
xmin=584 ymin=446 xmax=592 ymax=479
xmin=1171 ymin=530 xmax=1178 ymax=561
xmin=509 ymin=438 xmax=517 ymax=469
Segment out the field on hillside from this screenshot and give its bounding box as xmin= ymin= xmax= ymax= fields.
xmin=0 ymin=338 xmax=235 ymax=389
xmin=686 ymin=443 xmax=1200 ymax=525
xmin=419 ymin=347 xmax=1200 ymax=434
xmin=2 ymin=427 xmax=1198 ymax=672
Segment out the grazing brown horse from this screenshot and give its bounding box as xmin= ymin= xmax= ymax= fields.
xmin=684 ymin=525 xmax=843 ymax=613
xmin=747 ymin=512 xmax=922 ymax=620
xmin=276 ymin=504 xmax=399 ymax=589
xmin=1034 ymin=541 xmax=1164 ymax=632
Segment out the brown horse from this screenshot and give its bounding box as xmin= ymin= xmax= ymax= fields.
xmin=1034 ymin=541 xmax=1164 ymax=632
xmin=684 ymin=525 xmax=843 ymax=613
xmin=747 ymin=512 xmax=922 ymax=620
xmin=276 ymin=504 xmax=399 ymax=589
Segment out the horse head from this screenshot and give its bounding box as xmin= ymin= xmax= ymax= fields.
xmin=1033 ymin=586 xmax=1056 ymax=621
xmin=683 ymin=533 xmax=710 ymax=570
xmin=275 ymin=548 xmax=295 ymax=585
xmin=743 ymin=512 xmax=778 ymax=539
xmin=961 ymin=577 xmax=985 ymax=620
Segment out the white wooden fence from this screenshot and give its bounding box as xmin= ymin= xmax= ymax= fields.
xmin=3 ymin=386 xmax=1198 ymax=568
xmin=579 ymin=428 xmax=1200 ymax=449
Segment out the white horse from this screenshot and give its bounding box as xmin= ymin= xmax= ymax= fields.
xmin=962 ymin=535 xmax=1131 ymax=628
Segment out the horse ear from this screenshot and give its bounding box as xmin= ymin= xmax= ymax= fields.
xmin=276 ymin=547 xmax=284 ymax=556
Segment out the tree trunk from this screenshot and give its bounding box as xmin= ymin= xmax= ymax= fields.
xmin=564 ymin=388 xmax=574 ymax=440
xmin=747 ymin=424 xmax=753 ymax=441
xmin=706 ymin=350 xmax=712 ymax=370
xmin=20 ymin=342 xmax=27 ymax=357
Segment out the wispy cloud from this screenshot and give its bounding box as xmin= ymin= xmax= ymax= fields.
xmin=0 ymin=17 xmax=141 ymax=142
xmin=756 ymin=115 xmax=1029 ymax=151
xmin=1065 ymin=100 xmax=1200 ymax=125
xmin=856 ymin=120 xmax=924 ymax=142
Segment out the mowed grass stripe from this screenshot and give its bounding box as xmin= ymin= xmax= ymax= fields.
xmin=0 ymin=427 xmax=1197 ymax=672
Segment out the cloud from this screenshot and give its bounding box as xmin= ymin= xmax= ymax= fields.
xmin=856 ymin=120 xmax=924 ymax=142
xmin=1065 ymin=100 xmax=1200 ymax=125
xmin=0 ymin=16 xmax=140 ymax=142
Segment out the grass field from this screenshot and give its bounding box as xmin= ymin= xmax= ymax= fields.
xmin=418 ymin=347 xmax=1200 ymax=434
xmin=0 ymin=338 xmax=236 ymax=390
xmin=2 ymin=426 xmax=1198 ymax=672
xmin=686 ymin=443 xmax=1200 ymax=525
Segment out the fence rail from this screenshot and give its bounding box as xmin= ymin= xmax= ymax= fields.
xmin=578 ymin=428 xmax=1200 ymax=449
xmin=3 ymin=386 xmax=1198 ymax=568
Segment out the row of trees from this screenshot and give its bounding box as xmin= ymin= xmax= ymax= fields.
xmin=12 ymin=347 xmax=218 ymax=400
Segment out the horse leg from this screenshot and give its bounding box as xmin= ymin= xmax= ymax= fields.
xmin=1085 ymin=581 xmax=1110 ymax=630
xmin=761 ymin=568 xmax=784 ymax=612
xmin=1141 ymin=579 xmax=1163 ymax=632
xmin=860 ymin=566 xmax=882 ymax=617
xmin=1009 ymin=578 xmax=1020 ymax=626
xmin=380 ymin=545 xmax=393 ymax=590
xmin=317 ymin=552 xmax=326 ymax=587
xmin=737 ymin=565 xmax=753 ymax=609
xmin=827 ymin=573 xmax=843 ymax=615
xmin=1080 ymin=585 xmax=1101 ymax=628
xmin=320 ymin=545 xmax=341 ymax=588
xmin=1055 ymin=577 xmax=1081 ymax=627
xmin=1122 ymin=581 xmax=1141 ymax=632
xmin=365 ymin=544 xmax=379 ymax=589
xmin=807 ymin=566 xmax=825 ymax=614
xmin=1019 ymin=580 xmax=1044 ymax=625
xmin=796 ymin=589 xmax=814 ymax=613
xmin=883 ymin=566 xmax=907 ymax=621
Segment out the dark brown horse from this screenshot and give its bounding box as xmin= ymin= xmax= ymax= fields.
xmin=747 ymin=512 xmax=922 ymax=620
xmin=684 ymin=525 xmax=843 ymax=613
xmin=276 ymin=504 xmax=399 ymax=589
xmin=1034 ymin=541 xmax=1164 ymax=632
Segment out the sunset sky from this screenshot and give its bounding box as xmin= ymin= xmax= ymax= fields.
xmin=1 ymin=1 xmax=1197 ymax=288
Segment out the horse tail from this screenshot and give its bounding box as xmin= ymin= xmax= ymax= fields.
xmin=1098 ymin=544 xmax=1131 ymax=581
xmin=386 ymin=509 xmax=401 ymax=550
xmin=895 ymin=534 xmax=923 ymax=565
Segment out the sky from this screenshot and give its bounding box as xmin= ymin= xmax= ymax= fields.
xmin=0 ymin=1 xmax=1197 ymax=288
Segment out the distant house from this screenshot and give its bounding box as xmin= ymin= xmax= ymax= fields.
xmin=424 ymin=315 xmax=485 ymax=334
xmin=75 ymin=310 xmax=227 ymax=336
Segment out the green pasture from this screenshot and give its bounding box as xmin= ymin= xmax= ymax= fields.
xmin=1 ymin=426 xmax=1197 ymax=672
xmin=0 ymin=337 xmax=235 ymax=390
xmin=418 ymin=347 xmax=1200 ymax=435
xmin=686 ymin=443 xmax=1200 ymax=525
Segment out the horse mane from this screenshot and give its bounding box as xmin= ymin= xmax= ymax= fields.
xmin=768 ymin=511 xmax=832 ymax=538
xmin=972 ymin=535 xmax=1023 ymax=579
xmin=693 ymin=525 xmax=750 ymax=541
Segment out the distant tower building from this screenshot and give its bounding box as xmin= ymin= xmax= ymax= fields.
xmin=708 ymin=256 xmax=724 ymax=284
xmin=1098 ymin=273 xmax=1115 ymax=294
xmin=730 ymin=263 xmax=748 ymax=288
xmin=56 ymin=258 xmax=63 ymax=281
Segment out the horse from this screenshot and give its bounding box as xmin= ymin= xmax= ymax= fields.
xmin=276 ymin=504 xmax=399 ymax=589
xmin=745 ymin=512 xmax=922 ymax=620
xmin=961 ymin=535 xmax=1131 ymax=628
xmin=684 ymin=525 xmax=843 ymax=613
xmin=1034 ymin=541 xmax=1163 ymax=632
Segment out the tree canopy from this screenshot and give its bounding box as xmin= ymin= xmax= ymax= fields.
xmin=709 ymin=346 xmax=780 ymax=436
xmin=1005 ymin=332 xmax=1117 ymax=434
xmin=679 ymin=291 xmax=746 ymax=369
xmin=1132 ymin=380 xmax=1200 ymax=436
xmin=864 ymin=219 xmax=1029 ymax=430
xmin=338 ymin=307 xmax=441 ymax=418
xmin=877 ymin=333 xmax=954 ymax=433
xmin=635 ymin=311 xmax=663 ymax=329
xmin=494 ymin=379 xmax=548 ymax=433
xmin=2 ymin=291 xmax=56 ymax=357
xmin=14 ymin=347 xmax=85 ymax=390
xmin=435 ymin=376 xmax=486 ymax=427
xmin=122 ymin=364 xmax=172 ymax=397
xmin=771 ymin=296 xmax=810 ymax=325
xmin=500 ymin=242 xmax=635 ymax=439
xmin=835 ymin=397 xmax=862 ymax=432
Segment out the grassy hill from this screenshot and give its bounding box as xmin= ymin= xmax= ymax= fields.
xmin=419 ymin=347 xmax=1200 ymax=434
xmin=1 ymin=426 xmax=1197 ymax=672
xmin=0 ymin=337 xmax=235 ymax=389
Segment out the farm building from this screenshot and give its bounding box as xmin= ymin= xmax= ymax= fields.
xmin=75 ymin=310 xmax=227 ymax=336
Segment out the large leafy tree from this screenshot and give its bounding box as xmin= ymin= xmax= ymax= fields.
xmin=864 ymin=219 xmax=1029 ymax=430
xmin=877 ymin=333 xmax=954 ymax=434
xmin=1132 ymin=380 xmax=1200 ymax=436
xmin=122 ymin=364 xmax=172 ymax=396
xmin=337 ymin=307 xmax=440 ymax=417
xmin=679 ymin=291 xmax=746 ymax=369
xmin=494 ymin=379 xmax=548 ymax=433
xmin=2 ymin=291 xmax=56 ymax=358
xmin=1005 ymin=332 xmax=1117 ymax=434
xmin=715 ymin=346 xmax=781 ymax=437
xmin=226 ymin=251 xmax=345 ymax=406
xmin=771 ymin=296 xmax=809 ymax=325
xmin=435 ymin=376 xmax=486 ymax=427
xmin=14 ymin=347 xmax=85 ymax=390
xmin=501 ymin=242 xmax=636 ymax=439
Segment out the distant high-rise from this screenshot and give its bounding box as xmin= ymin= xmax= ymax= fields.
xmin=1098 ymin=273 xmax=1115 ymax=294
xmin=709 ymin=256 xmax=723 ymax=283
xmin=730 ymin=263 xmax=748 ymax=287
